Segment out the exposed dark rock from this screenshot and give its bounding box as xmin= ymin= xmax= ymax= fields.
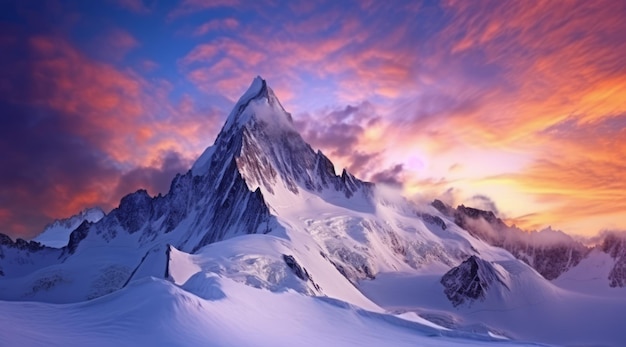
xmin=601 ymin=233 xmax=626 ymax=287
xmin=27 ymin=274 xmax=67 ymax=296
xmin=112 ymin=189 xmax=152 ymax=234
xmin=518 ymin=245 xmax=588 ymax=281
xmin=37 ymin=207 xmax=105 ymax=243
xmin=164 ymin=245 xmax=171 ymax=279
xmin=283 ymin=254 xmax=309 ymax=281
xmin=320 ymin=251 xmax=352 ymax=284
xmin=66 ymin=221 xmax=91 ymax=255
xmin=0 ymin=77 xmax=377 ymax=300
xmin=431 ymin=199 xmax=452 ymax=215
xmin=122 ymin=250 xmax=153 ymax=288
xmin=387 ymin=230 xmax=406 ymax=256
xmin=0 ymin=233 xmax=46 ymax=252
xmin=441 ymin=256 xmax=509 ymax=307
xmin=609 ymin=257 xmax=626 ymax=287
xmin=421 ymin=213 xmax=447 ymax=230
xmin=601 ymin=233 xmax=626 ymax=258
xmin=282 ymin=254 xmax=320 ymax=291
xmin=456 ymin=205 xmax=499 ymax=224
xmin=0 ymin=233 xmax=12 ymax=246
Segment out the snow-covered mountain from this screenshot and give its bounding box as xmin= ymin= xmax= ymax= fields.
xmin=32 ymin=207 xmax=105 ymax=248
xmin=1 ymin=77 xmax=625 ymax=346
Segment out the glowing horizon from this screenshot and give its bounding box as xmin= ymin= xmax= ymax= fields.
xmin=0 ymin=0 xmax=625 ymax=238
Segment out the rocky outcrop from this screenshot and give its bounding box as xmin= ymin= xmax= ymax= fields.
xmin=66 ymin=221 xmax=91 ymax=255
xmin=282 ymin=254 xmax=320 ymax=291
xmin=441 ymin=256 xmax=509 ymax=307
xmin=0 ymin=234 xmax=46 ymax=252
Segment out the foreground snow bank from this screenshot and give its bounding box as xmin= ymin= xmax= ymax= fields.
xmin=0 ymin=275 xmax=545 ymax=347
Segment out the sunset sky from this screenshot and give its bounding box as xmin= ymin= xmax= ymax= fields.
xmin=1 ymin=0 xmax=625 ymax=239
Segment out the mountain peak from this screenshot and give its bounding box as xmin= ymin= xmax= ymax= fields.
xmin=222 ymin=76 xmax=293 ymax=133
xmin=192 ymin=76 xmax=370 ymax=199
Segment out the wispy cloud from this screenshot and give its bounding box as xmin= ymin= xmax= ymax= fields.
xmin=194 ymin=18 xmax=239 ymax=36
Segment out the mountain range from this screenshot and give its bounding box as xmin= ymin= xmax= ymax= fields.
xmin=1 ymin=77 xmax=625 ymax=347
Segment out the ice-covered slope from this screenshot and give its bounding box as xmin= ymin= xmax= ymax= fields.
xmin=33 ymin=207 xmax=105 ymax=248
xmin=0 ymin=275 xmax=547 ymax=347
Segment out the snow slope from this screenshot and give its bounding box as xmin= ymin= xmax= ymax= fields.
xmin=0 ymin=274 xmax=547 ymax=347
xmin=361 ymin=268 xmax=626 ymax=346
xmin=554 ymin=248 xmax=626 ymax=297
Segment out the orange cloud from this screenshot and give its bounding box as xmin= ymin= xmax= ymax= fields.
xmin=486 ymin=115 xmax=626 ymax=234
xmin=0 ymin=35 xmax=227 ymax=238
xmin=28 ymin=35 xmax=223 ymax=166
xmin=429 ymin=0 xmax=626 ymax=141
xmin=413 ymin=0 xmax=626 ymax=234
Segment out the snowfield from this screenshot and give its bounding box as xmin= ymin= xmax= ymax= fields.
xmin=0 ymin=246 xmax=546 ymax=347
xmin=361 ymin=269 xmax=626 ymax=346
